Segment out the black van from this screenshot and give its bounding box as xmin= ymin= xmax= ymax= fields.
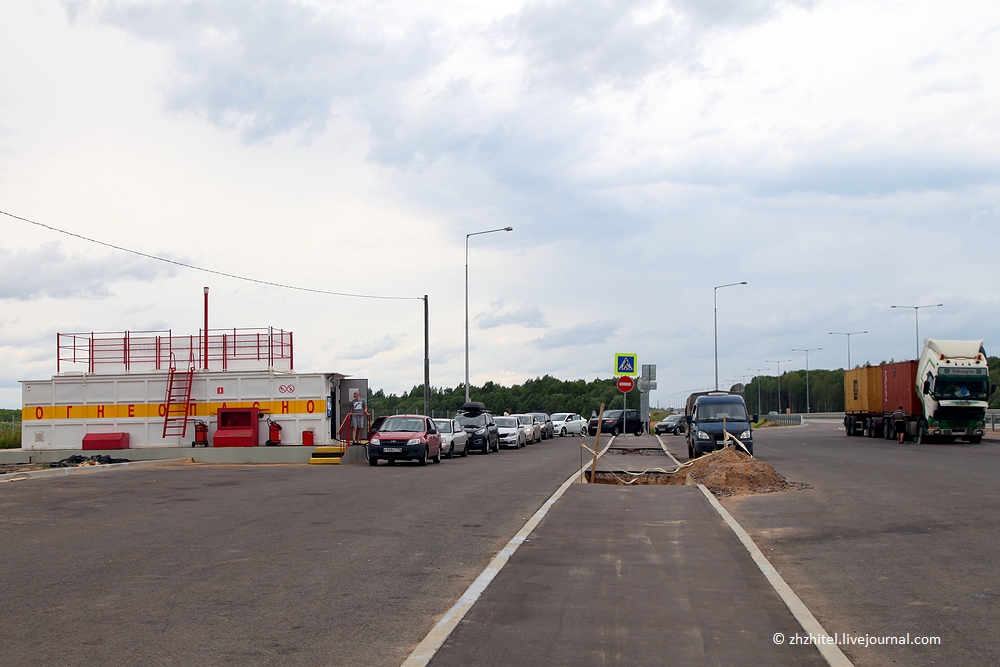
xmin=588 ymin=408 xmax=643 ymax=437
xmin=456 ymin=402 xmax=500 ymax=454
xmin=685 ymin=393 xmax=757 ymax=458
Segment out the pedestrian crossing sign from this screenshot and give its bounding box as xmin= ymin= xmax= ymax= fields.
xmin=614 ymin=353 xmax=637 ymax=377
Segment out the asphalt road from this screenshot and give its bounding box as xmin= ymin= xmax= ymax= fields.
xmin=702 ymin=421 xmax=1000 ymax=667
xmin=0 ymin=437 xmax=587 ymax=667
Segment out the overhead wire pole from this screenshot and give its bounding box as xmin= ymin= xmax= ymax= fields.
xmin=1 ymin=208 xmax=431 ymax=411
xmin=748 ymin=367 xmax=769 ymax=415
xmin=828 ymin=331 xmax=867 ymax=369
xmin=766 ymin=359 xmax=791 ymax=413
xmin=791 ymin=348 xmax=822 ymax=414
xmin=465 ymin=226 xmax=513 ymax=403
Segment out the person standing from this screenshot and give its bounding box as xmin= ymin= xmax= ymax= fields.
xmin=892 ymin=405 xmax=906 ymax=444
xmin=350 ymin=390 xmax=368 ymax=445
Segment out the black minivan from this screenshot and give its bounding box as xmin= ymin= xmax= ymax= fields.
xmin=456 ymin=402 xmax=500 ymax=454
xmin=685 ymin=393 xmax=757 ymax=458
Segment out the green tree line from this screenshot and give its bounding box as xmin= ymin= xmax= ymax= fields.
xmin=368 ymin=375 xmax=634 ymax=419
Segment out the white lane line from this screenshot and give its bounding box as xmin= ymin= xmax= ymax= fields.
xmin=401 ymin=436 xmax=615 ymax=667
xmin=698 ymin=485 xmax=854 ymax=667
xmin=654 ymin=434 xmax=681 ymax=466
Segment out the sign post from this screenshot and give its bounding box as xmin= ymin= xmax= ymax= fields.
xmin=614 ymin=353 xmax=637 ymax=435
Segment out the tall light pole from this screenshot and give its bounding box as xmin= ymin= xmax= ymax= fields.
xmin=792 ymin=348 xmax=822 ymax=414
xmin=766 ymin=359 xmax=791 ymax=413
xmin=828 ymin=331 xmax=867 ymax=369
xmin=714 ymin=281 xmax=747 ymax=390
xmin=465 ymin=226 xmax=513 ymax=403
xmin=748 ymin=367 xmax=769 ymax=415
xmin=891 ymin=304 xmax=943 ymax=359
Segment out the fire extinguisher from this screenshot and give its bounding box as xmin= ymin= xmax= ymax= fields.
xmin=192 ymin=420 xmax=209 ymax=447
xmin=266 ymin=418 xmax=282 ymax=446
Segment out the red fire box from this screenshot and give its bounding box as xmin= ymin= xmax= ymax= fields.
xmin=213 ymin=407 xmax=260 ymax=447
xmin=82 ymin=432 xmax=131 ymax=450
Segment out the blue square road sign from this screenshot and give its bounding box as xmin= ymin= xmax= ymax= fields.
xmin=614 ymin=353 xmax=637 ymax=376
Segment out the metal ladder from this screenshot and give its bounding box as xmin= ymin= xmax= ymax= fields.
xmin=162 ymin=364 xmax=195 ymax=439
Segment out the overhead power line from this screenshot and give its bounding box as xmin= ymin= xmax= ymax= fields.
xmin=0 ymin=209 xmax=421 ymax=301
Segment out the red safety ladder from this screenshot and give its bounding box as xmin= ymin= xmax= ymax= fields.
xmin=162 ymin=364 xmax=195 ymax=439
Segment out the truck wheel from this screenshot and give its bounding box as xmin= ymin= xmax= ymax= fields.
xmin=968 ymin=436 xmax=983 ymax=444
xmin=612 ymin=427 xmax=620 ymax=437
xmin=418 ymin=447 xmax=428 ymax=466
xmin=844 ymin=416 xmax=853 ymax=436
xmin=914 ymin=421 xmax=926 ymax=445
xmin=369 ymin=456 xmax=378 ymax=466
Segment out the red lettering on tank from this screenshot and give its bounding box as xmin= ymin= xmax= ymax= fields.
xmin=281 ymin=401 xmax=289 ymax=414
xmin=35 ymin=406 xmax=43 ymax=420
xmin=252 ymin=401 xmax=260 ymax=409
xmin=158 ymin=403 xmax=166 ymax=417
xmin=66 ymin=406 xmax=73 ymax=418
xmin=222 ymin=402 xmax=228 ymax=409
xmin=306 ymin=400 xmax=315 ymax=414
xmin=128 ymin=404 xmax=135 ymax=418
xmin=97 ymin=405 xmax=105 ymax=418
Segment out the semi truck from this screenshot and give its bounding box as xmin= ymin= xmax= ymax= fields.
xmin=844 ymin=339 xmax=993 ymax=443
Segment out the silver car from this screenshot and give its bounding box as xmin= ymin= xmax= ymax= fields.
xmin=433 ymin=418 xmax=469 ymax=458
xmin=494 ymin=416 xmax=526 ymax=448
xmin=513 ymin=414 xmax=542 ymax=443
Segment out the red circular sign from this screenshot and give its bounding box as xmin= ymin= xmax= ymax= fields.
xmin=616 ymin=376 xmax=634 ymax=392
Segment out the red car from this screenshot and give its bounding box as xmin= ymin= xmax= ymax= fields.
xmin=367 ymin=415 xmax=442 ymax=466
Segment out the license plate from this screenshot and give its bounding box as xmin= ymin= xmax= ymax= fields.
xmin=382 ymin=447 xmax=402 ymax=453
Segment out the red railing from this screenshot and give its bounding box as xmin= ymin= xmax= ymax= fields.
xmin=57 ymin=327 xmax=293 ymax=374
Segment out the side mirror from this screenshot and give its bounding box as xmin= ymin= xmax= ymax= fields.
xmin=752 ymin=414 xmax=759 ymax=424
xmin=922 ymin=380 xmax=930 ymax=395
xmin=685 ymin=415 xmax=693 ymax=424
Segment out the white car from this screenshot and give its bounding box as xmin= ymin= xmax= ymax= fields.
xmin=433 ymin=418 xmax=469 ymax=458
xmin=494 ymin=416 xmax=526 ymax=448
xmin=551 ymin=412 xmax=587 ymax=437
xmin=513 ymin=414 xmax=542 ymax=443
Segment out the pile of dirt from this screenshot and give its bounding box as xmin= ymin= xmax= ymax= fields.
xmin=590 ymin=447 xmax=808 ymax=497
xmin=682 ymin=448 xmax=806 ymax=496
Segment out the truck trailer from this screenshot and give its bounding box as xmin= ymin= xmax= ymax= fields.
xmin=843 ymin=339 xmax=993 ymax=443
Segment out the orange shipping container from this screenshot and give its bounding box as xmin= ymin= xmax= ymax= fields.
xmin=844 ymin=366 xmax=882 ymax=415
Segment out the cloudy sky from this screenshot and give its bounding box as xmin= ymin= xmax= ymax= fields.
xmin=1 ymin=0 xmax=998 ymax=409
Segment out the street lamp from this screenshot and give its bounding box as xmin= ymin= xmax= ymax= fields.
xmin=891 ymin=304 xmax=943 ymax=359
xmin=766 ymin=359 xmax=791 ymax=413
xmin=828 ymin=331 xmax=867 ymax=369
xmin=465 ymin=226 xmax=513 ymax=403
xmin=791 ymin=348 xmax=822 ymax=414
xmin=748 ymin=367 xmax=769 ymax=415
xmin=714 ymin=281 xmax=747 ymax=390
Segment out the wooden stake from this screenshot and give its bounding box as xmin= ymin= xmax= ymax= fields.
xmin=589 ymin=402 xmax=604 ymax=483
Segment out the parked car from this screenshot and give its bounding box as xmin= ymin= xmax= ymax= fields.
xmin=551 ymin=412 xmax=587 ymax=436
xmin=367 ymin=415 xmax=386 ymax=441
xmin=655 ymin=414 xmax=685 ymax=435
xmin=433 ymin=418 xmax=469 ymax=458
xmin=685 ymin=393 xmax=757 ymax=458
xmin=529 ymin=412 xmax=554 ymax=439
xmin=456 ymin=403 xmax=500 ymax=454
xmin=494 ymin=415 xmax=527 ymax=448
xmin=588 ymin=409 xmax=643 ymax=437
xmin=368 ymin=415 xmax=442 ymax=466
xmin=513 ymin=414 xmax=542 ymax=443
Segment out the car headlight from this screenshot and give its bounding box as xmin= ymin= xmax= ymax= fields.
xmin=370 ymin=437 xmax=380 ymax=445
xmin=407 ymin=438 xmax=421 ymax=445
xmin=740 ymin=430 xmax=751 ymax=439
xmin=697 ymin=430 xmax=711 ymax=440
xmin=475 ymin=428 xmax=486 ymax=434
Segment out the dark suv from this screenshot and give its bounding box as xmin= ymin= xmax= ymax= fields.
xmin=685 ymin=393 xmax=757 ymax=458
xmin=456 ymin=402 xmax=500 ymax=454
xmin=588 ymin=409 xmax=643 ymax=437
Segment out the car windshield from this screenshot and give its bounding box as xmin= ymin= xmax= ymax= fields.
xmin=551 ymin=413 xmax=569 ymax=421
xmin=602 ymin=410 xmax=622 ymax=419
xmin=456 ymin=414 xmax=487 ymax=428
xmin=668 ymin=415 xmax=683 ymax=422
xmin=934 ymin=379 xmax=989 ymax=401
xmin=530 ymin=413 xmax=548 ymax=421
xmin=433 ymin=419 xmax=453 ymax=433
xmin=697 ymin=403 xmax=748 ymax=421
xmin=495 ymin=417 xmax=518 ymax=427
xmin=380 ymin=417 xmax=426 ymax=432
xmin=516 ymin=416 xmax=532 ymax=426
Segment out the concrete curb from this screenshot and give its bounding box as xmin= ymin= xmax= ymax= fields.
xmin=401 ymin=437 xmax=614 ymax=667
xmin=699 ymin=485 xmax=854 ymax=667
xmin=654 ymin=434 xmax=682 ymax=466
xmin=0 ymin=458 xmax=193 ymax=483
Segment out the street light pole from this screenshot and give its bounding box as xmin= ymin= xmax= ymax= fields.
xmin=766 ymin=359 xmax=791 ymax=413
xmin=891 ymin=304 xmax=943 ymax=359
xmin=828 ymin=331 xmax=867 ymax=369
xmin=792 ymin=348 xmax=822 ymax=414
xmin=714 ymin=281 xmax=747 ymax=390
xmin=465 ymin=226 xmax=513 ymax=403
xmin=748 ymin=367 xmax=769 ymax=415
